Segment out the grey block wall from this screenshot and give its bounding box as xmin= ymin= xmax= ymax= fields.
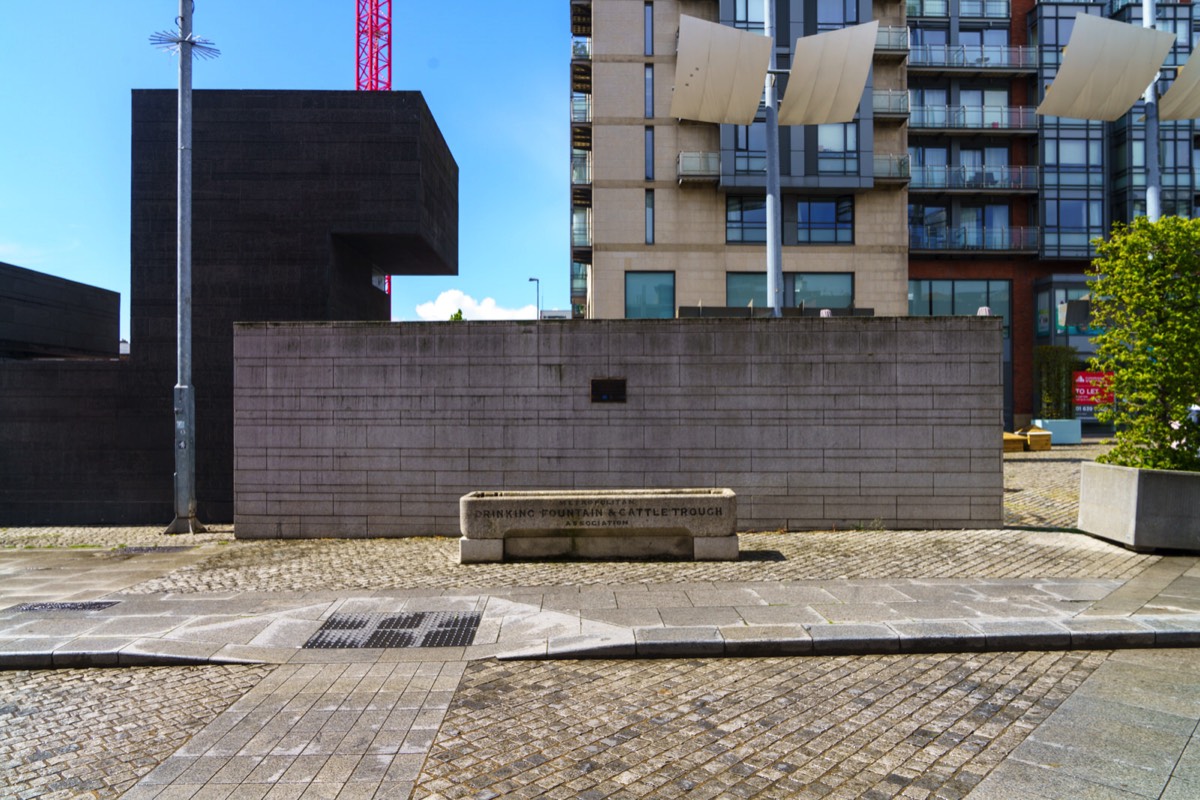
xmin=232 ymin=318 xmax=1004 ymax=538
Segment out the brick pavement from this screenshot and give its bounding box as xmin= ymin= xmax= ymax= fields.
xmin=414 ymin=651 xmax=1104 ymax=800
xmin=1002 ymin=441 xmax=1111 ymax=530
xmin=0 ymin=665 xmax=271 ymax=799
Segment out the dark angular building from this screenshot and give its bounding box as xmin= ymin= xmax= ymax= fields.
xmin=0 ymin=90 xmax=458 ymax=524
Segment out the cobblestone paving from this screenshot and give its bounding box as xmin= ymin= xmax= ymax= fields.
xmin=414 ymin=651 xmax=1106 ymax=800
xmin=0 ymin=664 xmax=271 ymax=799
xmin=1002 ymin=441 xmax=1111 ymax=529
xmin=0 ymin=444 xmax=1154 ymax=594
xmin=107 ymin=528 xmax=1154 ymax=594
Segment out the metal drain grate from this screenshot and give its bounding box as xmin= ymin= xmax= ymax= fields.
xmin=11 ymin=601 xmax=120 ymax=612
xmin=304 ymin=611 xmax=481 ymax=650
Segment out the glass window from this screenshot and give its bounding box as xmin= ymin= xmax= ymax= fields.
xmin=645 ymin=126 xmax=654 ymax=180
xmin=644 ymin=2 xmax=653 ymax=56
xmin=797 ymin=197 xmax=853 ymax=244
xmin=625 ymin=272 xmax=674 ymax=318
xmin=644 ymin=65 xmax=653 ymax=118
xmin=909 ymin=279 xmax=1011 ymax=337
xmin=735 ymin=122 xmax=767 ymax=173
xmin=794 ymin=273 xmax=853 ymax=309
xmin=1036 ymin=289 xmax=1051 ymax=336
xmin=645 ymin=190 xmax=655 ymax=245
xmin=726 ymin=273 xmax=765 ymax=308
xmin=734 ymin=0 xmax=764 ymax=31
xmin=726 ymin=196 xmax=767 ymax=243
xmin=817 ymin=0 xmax=857 ymax=30
xmin=1055 ymin=287 xmax=1102 ymax=335
xmin=954 ymin=280 xmax=989 ymax=317
xmin=726 ymin=272 xmax=854 ymax=309
xmin=816 ymin=123 xmax=858 ymax=174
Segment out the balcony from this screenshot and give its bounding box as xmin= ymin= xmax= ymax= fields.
xmin=571 ymin=153 xmax=592 ymax=186
xmin=571 ymin=0 xmax=591 ymax=37
xmin=571 ymin=261 xmax=589 ymax=305
xmin=572 ymin=209 xmax=592 ymax=249
xmin=873 ymin=90 xmax=909 ymax=119
xmin=960 ymin=0 xmax=1011 ymax=18
xmin=910 ymin=165 xmax=1039 ymax=192
xmin=906 ymin=0 xmax=949 ymax=17
xmin=677 ymin=151 xmax=720 ymax=183
xmin=909 ymin=45 xmax=1036 ymax=74
xmin=571 ymin=38 xmax=592 ymax=94
xmin=909 ymin=226 xmax=1039 ymax=252
xmin=909 ymin=105 xmax=1037 ymax=133
xmin=875 ymin=26 xmax=909 ymax=58
xmin=571 ymin=94 xmax=592 ymax=124
xmin=874 ymin=154 xmax=911 ymax=182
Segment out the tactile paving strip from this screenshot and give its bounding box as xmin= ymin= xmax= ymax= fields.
xmin=11 ymin=601 xmax=120 ymax=612
xmin=303 ymin=611 xmax=481 ymax=649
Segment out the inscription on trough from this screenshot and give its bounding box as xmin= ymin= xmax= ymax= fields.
xmin=459 ymin=489 xmax=738 ymax=563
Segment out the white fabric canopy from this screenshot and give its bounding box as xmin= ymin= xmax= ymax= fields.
xmin=1036 ymin=13 xmax=1174 ymax=121
xmin=670 ymin=15 xmax=771 ymax=125
xmin=1159 ymin=49 xmax=1200 ymax=120
xmin=778 ymin=21 xmax=879 ymax=126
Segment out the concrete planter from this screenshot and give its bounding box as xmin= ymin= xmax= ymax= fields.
xmin=1032 ymin=418 xmax=1082 ymax=445
xmin=1077 ymin=461 xmax=1200 ymax=552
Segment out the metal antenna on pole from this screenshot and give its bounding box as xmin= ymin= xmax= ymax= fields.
xmin=152 ymin=1 xmax=218 ymax=534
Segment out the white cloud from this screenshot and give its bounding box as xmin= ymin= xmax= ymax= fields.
xmin=411 ymin=289 xmax=535 ymax=321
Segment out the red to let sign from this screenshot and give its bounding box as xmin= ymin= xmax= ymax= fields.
xmin=1074 ymin=371 xmax=1114 ymax=407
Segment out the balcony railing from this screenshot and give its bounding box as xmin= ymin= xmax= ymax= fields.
xmin=909 ymin=45 xmax=1036 ymax=70
xmin=572 ymin=222 xmax=592 ymax=249
xmin=571 ymin=153 xmax=592 ymax=185
xmin=910 ymin=165 xmax=1039 ymax=191
xmin=909 ymin=105 xmax=1037 ymax=130
xmin=906 ymin=0 xmax=949 ymax=17
xmin=571 ymin=261 xmax=588 ymax=300
xmin=572 ymin=37 xmax=591 ymax=59
xmin=960 ymin=0 xmax=1011 ymax=17
xmin=873 ymin=90 xmax=910 ymax=116
xmin=909 ymin=226 xmax=1039 ymax=251
xmin=677 ymin=151 xmax=720 ymax=182
xmin=874 ymin=154 xmax=911 ymax=180
xmin=571 ymin=94 xmax=592 ymax=123
xmin=875 ymin=26 xmax=909 ymax=52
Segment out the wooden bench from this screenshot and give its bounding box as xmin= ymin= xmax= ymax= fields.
xmin=458 ymin=488 xmax=738 ymax=563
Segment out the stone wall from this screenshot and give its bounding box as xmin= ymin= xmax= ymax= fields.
xmin=232 ymin=317 xmax=1003 ymax=538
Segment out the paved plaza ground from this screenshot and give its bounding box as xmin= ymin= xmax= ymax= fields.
xmin=1 ymin=441 xmax=1198 ymax=799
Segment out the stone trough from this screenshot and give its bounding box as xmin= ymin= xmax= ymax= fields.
xmin=458 ymin=488 xmax=738 ymax=563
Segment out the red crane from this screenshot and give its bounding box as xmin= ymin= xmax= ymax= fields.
xmin=356 ymin=0 xmax=392 ymax=91
xmin=357 ymin=0 xmax=393 ymax=294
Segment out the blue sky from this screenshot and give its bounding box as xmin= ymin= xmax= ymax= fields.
xmin=0 ymin=1 xmax=567 ymax=338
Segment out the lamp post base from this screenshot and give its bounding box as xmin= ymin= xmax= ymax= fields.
xmin=164 ymin=515 xmax=207 ymax=534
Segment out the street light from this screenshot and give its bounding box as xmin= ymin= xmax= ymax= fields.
xmin=528 ymin=277 xmax=540 ymax=320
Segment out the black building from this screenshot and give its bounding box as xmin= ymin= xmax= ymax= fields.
xmin=0 ymin=90 xmax=458 ymax=524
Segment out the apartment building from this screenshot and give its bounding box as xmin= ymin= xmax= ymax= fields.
xmin=571 ymin=0 xmax=1195 ymax=427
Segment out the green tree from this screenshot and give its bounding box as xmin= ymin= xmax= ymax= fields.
xmin=1033 ymin=345 xmax=1079 ymax=419
xmin=448 ymin=308 xmax=464 ymax=321
xmin=1089 ymin=216 xmax=1200 ymax=471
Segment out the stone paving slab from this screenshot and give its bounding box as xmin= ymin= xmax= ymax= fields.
xmin=4 ymin=573 xmax=1199 ymax=669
